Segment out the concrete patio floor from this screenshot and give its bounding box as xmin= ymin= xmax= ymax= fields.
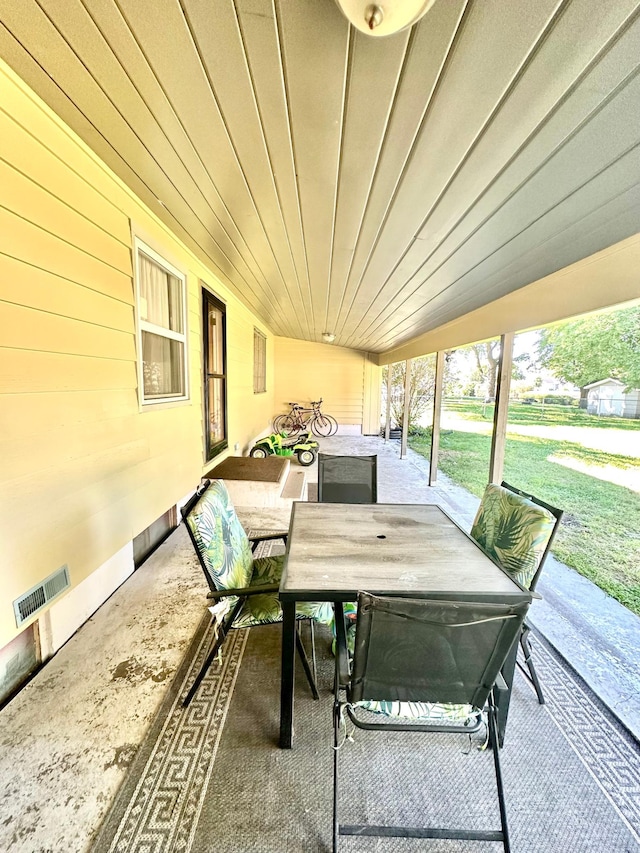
xmin=0 ymin=433 xmax=638 ymax=853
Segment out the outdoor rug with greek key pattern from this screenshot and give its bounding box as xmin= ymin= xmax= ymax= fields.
xmin=92 ymin=620 xmax=640 ymax=853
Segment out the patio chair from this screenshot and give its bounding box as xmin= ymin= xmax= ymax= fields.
xmin=470 ymin=481 xmax=563 ymax=704
xmin=318 ymin=453 xmax=377 ymax=503
xmin=181 ymin=479 xmax=332 ymax=707
xmin=332 ymin=592 xmax=529 ymax=852
xmin=318 ymin=453 xmax=378 ymax=643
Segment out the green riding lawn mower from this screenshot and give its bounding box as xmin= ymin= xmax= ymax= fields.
xmin=249 ymin=431 xmax=319 ymax=466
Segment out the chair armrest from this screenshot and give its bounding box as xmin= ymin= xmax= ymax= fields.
xmin=249 ymin=532 xmax=288 ymax=552
xmin=206 ymin=583 xmax=279 ymax=600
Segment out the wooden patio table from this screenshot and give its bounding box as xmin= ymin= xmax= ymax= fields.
xmin=278 ymin=501 xmax=532 ymax=749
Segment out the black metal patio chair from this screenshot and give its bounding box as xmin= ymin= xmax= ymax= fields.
xmin=470 ymin=481 xmax=563 ymax=703
xmin=318 ymin=453 xmax=377 ymax=503
xmin=332 ymin=592 xmax=529 ymax=852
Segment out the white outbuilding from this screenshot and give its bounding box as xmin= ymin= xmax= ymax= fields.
xmin=584 ymin=378 xmax=640 ymax=419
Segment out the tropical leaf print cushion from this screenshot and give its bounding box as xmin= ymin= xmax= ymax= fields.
xmin=355 ymin=699 xmax=481 ymax=726
xmin=241 ymin=554 xmax=333 ymax=625
xmin=232 ymin=553 xmax=333 ymax=626
xmin=186 ymin=479 xmax=253 ymax=590
xmin=188 ymin=481 xmax=334 ymax=627
xmin=470 ymin=483 xmax=556 ymax=588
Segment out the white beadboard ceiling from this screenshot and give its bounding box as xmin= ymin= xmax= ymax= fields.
xmin=1 ymin=0 xmax=639 ymax=353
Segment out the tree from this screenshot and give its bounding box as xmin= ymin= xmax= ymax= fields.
xmin=382 ymin=356 xmax=436 ymax=429
xmin=538 ymin=306 xmax=640 ymax=390
xmin=448 ymin=339 xmax=525 ymax=398
xmin=470 ymin=341 xmax=500 ymax=398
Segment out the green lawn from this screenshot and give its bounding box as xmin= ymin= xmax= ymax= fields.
xmin=408 ymin=424 xmax=640 ymax=616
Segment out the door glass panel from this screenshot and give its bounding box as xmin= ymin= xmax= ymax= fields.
xmin=203 ymin=287 xmax=227 ymax=460
xmin=208 ymin=378 xmax=225 ymax=448
xmin=207 ymin=304 xmax=224 ymax=374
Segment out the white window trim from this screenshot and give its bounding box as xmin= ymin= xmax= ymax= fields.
xmin=133 ymin=237 xmax=190 ymax=407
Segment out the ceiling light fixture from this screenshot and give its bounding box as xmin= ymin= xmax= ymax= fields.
xmin=333 ymin=1 xmax=436 ymax=37
xmin=322 ymin=332 xmax=336 ymax=343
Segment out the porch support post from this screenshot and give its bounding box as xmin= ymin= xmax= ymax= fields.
xmin=488 ymin=332 xmax=515 ymax=485
xmin=429 ymin=350 xmax=445 ymax=485
xmin=400 ymin=359 xmax=412 ymax=459
xmin=384 ymin=363 xmax=392 ymax=442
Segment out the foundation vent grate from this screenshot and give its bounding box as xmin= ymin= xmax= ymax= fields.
xmin=13 ymin=565 xmax=70 ymax=626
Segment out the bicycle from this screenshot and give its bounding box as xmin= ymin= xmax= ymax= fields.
xmin=273 ymin=398 xmax=338 ymax=437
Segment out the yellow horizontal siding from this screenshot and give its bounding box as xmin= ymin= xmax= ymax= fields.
xmin=363 ymin=356 xmax=382 ymax=434
xmin=0 ymin=207 xmax=132 ymax=303
xmin=3 ymin=413 xmax=152 ymax=482
xmin=0 ymin=159 xmax=131 ymax=273
xmin=0 ymin=255 xmax=133 ymax=331
xmin=1 ymin=447 xmax=196 ymax=607
xmin=0 ymin=302 xmax=134 ymax=360
xmin=0 ymin=109 xmax=130 ymax=243
xmin=0 ymin=349 xmax=136 ymax=394
xmin=0 ymin=389 xmax=136 ymax=442
xmin=225 ymin=309 xmax=275 ymax=445
xmin=1 ymin=425 xmax=201 ymax=607
xmin=0 ymin=63 xmax=135 ymax=216
xmin=273 ymin=338 xmax=366 ymax=425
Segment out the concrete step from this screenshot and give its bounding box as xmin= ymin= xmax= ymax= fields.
xmin=280 ymin=469 xmax=307 ymax=502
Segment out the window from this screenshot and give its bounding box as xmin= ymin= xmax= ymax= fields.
xmin=253 ymin=329 xmax=267 ymax=393
xmin=203 ymin=288 xmax=227 ymax=459
xmin=134 ymin=240 xmax=188 ymax=405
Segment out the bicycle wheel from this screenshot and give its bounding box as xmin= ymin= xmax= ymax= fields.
xmin=278 ymin=414 xmax=304 ymax=435
xmin=273 ymin=414 xmax=289 ymax=432
xmin=311 ymin=413 xmax=338 ymax=437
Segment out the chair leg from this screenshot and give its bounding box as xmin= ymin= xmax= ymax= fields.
xmin=296 ymin=625 xmax=320 ymax=700
xmin=309 ymin=619 xmax=317 ymax=686
xmin=488 ymin=691 xmax=511 ymax=853
xmin=183 ymin=599 xmax=243 ymax=708
xmin=520 ymin=623 xmax=545 ymax=704
xmin=182 ymin=628 xmax=225 ymax=708
xmin=333 ymin=700 xmax=341 ymax=853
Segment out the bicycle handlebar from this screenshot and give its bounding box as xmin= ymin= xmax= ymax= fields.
xmin=287 ymin=399 xmax=322 ymax=408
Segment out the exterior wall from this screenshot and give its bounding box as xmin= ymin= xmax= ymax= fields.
xmin=0 ymin=62 xmax=275 ymax=651
xmin=362 ymin=355 xmax=383 ymax=435
xmin=587 ymin=384 xmax=624 ymax=417
xmin=586 ymin=381 xmax=640 ymax=418
xmin=623 ymin=389 xmax=640 ymax=419
xmin=273 ymin=338 xmax=378 ymax=430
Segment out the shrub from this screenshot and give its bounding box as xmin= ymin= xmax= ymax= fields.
xmin=408 ymin=425 xmax=432 ymax=438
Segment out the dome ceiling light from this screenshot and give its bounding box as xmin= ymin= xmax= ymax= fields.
xmin=333 ymin=1 xmax=437 ymax=37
